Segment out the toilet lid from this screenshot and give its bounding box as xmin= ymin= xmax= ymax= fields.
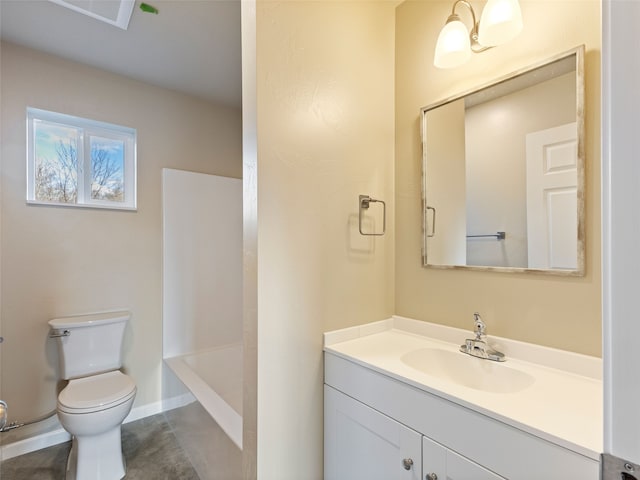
xmin=58 ymin=371 xmax=136 ymax=413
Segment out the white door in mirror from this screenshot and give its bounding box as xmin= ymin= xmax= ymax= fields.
xmin=526 ymin=122 xmax=578 ymax=269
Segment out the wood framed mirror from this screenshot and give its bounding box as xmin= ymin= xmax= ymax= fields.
xmin=421 ymin=45 xmax=585 ymax=275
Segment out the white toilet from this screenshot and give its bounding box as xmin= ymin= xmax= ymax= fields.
xmin=49 ymin=311 xmax=137 ymax=480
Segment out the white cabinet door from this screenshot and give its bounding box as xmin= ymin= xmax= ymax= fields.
xmin=324 ymin=385 xmax=422 ymax=480
xmin=423 ymin=436 xmax=504 ymax=480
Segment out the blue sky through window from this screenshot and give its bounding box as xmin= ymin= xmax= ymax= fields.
xmin=90 ymin=135 xmax=125 ymax=201
xmin=34 ymin=120 xmax=78 ymax=157
xmin=90 ymin=136 xmax=124 ymax=177
xmin=34 ymin=120 xmax=79 ymax=203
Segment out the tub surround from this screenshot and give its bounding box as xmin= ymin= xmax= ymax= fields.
xmin=161 ymin=168 xmax=244 ymax=452
xmin=163 ymin=401 xmax=242 ymax=480
xmin=324 ymin=316 xmax=602 ymax=461
xmin=161 ymin=347 xmax=243 ymax=480
xmin=164 ymin=344 xmax=243 ymax=450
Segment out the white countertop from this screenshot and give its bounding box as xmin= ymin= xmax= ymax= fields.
xmin=324 ymin=316 xmax=602 ymax=460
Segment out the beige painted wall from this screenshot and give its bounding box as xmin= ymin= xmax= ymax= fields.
xmin=0 ymin=42 xmax=242 ymax=434
xmin=254 ymin=1 xmax=395 ymax=477
xmin=396 ymin=0 xmax=601 ymax=356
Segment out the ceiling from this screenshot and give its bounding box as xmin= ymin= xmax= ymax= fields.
xmin=0 ymin=0 xmax=242 ymax=108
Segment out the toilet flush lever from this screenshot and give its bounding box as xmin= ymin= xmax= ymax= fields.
xmin=49 ymin=329 xmax=70 ymax=338
xmin=0 ymin=401 xmax=7 ymax=431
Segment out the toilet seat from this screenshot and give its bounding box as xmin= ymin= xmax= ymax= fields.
xmin=58 ymin=370 xmax=136 ymax=414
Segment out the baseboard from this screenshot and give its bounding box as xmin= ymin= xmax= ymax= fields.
xmin=161 ymin=392 xmax=196 ymax=413
xmin=1 ymin=427 xmax=71 ymax=461
xmin=123 ymin=399 xmax=165 ymax=424
xmin=1 ymin=397 xmax=192 ymax=461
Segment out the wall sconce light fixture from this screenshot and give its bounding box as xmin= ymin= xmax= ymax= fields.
xmin=434 ymin=0 xmax=523 ymax=69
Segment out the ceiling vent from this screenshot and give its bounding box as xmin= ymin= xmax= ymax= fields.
xmin=47 ymin=0 xmax=135 ymax=30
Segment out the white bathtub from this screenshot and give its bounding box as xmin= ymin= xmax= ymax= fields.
xmin=164 ymin=343 xmax=243 ymax=450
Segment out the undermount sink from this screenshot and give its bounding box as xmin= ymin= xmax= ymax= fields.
xmin=400 ymin=347 xmax=535 ymax=394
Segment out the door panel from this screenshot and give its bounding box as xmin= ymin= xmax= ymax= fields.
xmin=324 ymin=385 xmax=421 ymax=480
xmin=526 ymin=122 xmax=578 ymax=269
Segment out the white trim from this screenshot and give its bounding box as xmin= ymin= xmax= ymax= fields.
xmin=601 ymin=0 xmax=640 ymax=464
xmin=601 ymin=0 xmax=613 ymax=457
xmin=161 ymin=393 xmax=197 ymax=414
xmin=46 ymin=0 xmax=135 ymax=30
xmin=0 ymin=428 xmax=71 ymax=462
xmin=122 ymin=400 xmax=164 ymax=425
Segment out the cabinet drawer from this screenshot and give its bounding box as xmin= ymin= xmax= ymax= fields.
xmin=325 ymin=353 xmax=599 ymax=480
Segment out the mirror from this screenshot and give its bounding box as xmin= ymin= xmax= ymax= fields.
xmin=421 ymin=46 xmax=585 ymax=275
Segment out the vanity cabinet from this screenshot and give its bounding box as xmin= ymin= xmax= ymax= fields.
xmin=325 ymin=384 xmax=504 ymax=480
xmin=324 ymin=351 xmax=599 ymax=480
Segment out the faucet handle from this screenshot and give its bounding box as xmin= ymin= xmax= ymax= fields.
xmin=473 ymin=312 xmax=485 ymax=339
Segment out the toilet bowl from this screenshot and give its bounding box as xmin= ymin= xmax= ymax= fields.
xmin=57 ymin=371 xmax=136 ymax=480
xmin=48 ymin=311 xmax=136 ymax=480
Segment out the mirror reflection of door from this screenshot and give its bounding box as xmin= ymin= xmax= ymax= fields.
xmin=464 ymin=66 xmax=576 ymax=269
xmin=526 ymin=123 xmax=578 ymax=269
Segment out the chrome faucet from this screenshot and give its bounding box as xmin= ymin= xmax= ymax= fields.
xmin=459 ymin=313 xmax=505 ymax=362
xmin=473 ymin=312 xmax=485 ymax=338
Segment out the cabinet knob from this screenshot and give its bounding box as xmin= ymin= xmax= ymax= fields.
xmin=402 ymin=458 xmax=414 ymax=470
xmin=426 ymin=474 xmax=438 ymax=480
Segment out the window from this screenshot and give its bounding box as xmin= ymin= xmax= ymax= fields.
xmin=27 ymin=108 xmax=136 ymax=210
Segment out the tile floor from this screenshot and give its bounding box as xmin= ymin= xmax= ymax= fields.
xmin=1 ymin=413 xmax=200 ymax=480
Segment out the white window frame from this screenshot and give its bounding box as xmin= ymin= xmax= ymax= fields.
xmin=26 ymin=107 xmax=137 ymax=210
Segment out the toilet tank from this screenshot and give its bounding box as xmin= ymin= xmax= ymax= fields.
xmin=48 ymin=311 xmax=130 ymax=380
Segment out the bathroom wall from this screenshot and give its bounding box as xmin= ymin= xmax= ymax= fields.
xmin=395 ymin=0 xmax=602 ymax=356
xmin=251 ymin=1 xmax=395 ymax=477
xmin=0 ymin=42 xmax=242 ymax=437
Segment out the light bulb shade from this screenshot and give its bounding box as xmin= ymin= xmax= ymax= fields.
xmin=434 ymin=18 xmax=471 ymax=69
xmin=478 ymin=0 xmax=523 ymax=47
